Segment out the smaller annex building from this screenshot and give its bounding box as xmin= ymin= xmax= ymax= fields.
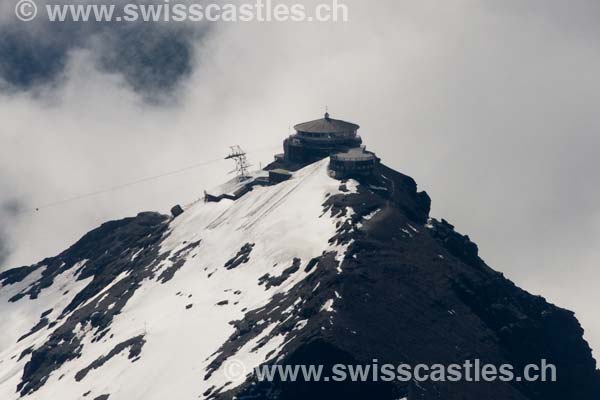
xmin=329 ymin=147 xmax=378 ymax=179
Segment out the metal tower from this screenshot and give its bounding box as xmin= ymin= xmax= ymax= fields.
xmin=225 ymin=145 xmax=251 ymax=181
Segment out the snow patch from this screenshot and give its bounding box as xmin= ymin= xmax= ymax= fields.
xmin=320 ymin=299 xmax=335 ymax=313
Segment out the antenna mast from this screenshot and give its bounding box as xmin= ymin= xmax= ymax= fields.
xmin=225 ymin=145 xmax=251 ymax=181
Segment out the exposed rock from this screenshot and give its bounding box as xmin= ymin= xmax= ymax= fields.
xmin=224 ymin=243 xmax=254 ymax=270
xmin=171 ymin=204 xmax=184 ymax=218
xmin=75 ymin=335 xmax=146 ymax=381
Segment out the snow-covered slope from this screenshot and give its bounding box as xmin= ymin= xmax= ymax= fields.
xmin=1 ymin=158 xmax=599 ymax=400
xmin=0 ymin=159 xmax=355 ymax=400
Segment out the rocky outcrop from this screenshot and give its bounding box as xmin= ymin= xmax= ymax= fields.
xmin=220 ymin=163 xmax=599 ymax=400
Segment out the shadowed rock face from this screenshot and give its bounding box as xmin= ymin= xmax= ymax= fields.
xmin=217 ymin=164 xmax=599 ymax=400
xmin=0 ymin=160 xmax=598 ymax=400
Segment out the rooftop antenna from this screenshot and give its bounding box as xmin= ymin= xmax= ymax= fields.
xmin=225 ymin=145 xmax=251 ymax=181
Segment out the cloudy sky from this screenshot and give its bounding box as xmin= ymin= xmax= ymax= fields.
xmin=0 ymin=0 xmax=598 ymax=358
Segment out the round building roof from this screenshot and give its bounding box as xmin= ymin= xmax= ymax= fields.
xmin=294 ymin=113 xmax=360 ymax=134
xmin=332 ymin=147 xmax=376 ymax=161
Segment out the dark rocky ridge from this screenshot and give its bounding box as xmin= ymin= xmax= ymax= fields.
xmin=217 ymin=162 xmax=600 ymax=400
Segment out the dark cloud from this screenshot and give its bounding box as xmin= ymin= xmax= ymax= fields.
xmin=0 ymin=25 xmax=70 ymax=91
xmin=94 ymin=23 xmax=197 ymax=97
xmin=0 ymin=2 xmax=206 ymax=98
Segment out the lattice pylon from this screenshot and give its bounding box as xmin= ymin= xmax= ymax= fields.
xmin=225 ymin=145 xmax=251 ymax=181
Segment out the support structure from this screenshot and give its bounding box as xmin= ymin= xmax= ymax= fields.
xmin=225 ymin=146 xmax=251 ymax=181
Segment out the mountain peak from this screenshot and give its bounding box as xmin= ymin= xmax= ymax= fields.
xmin=1 ymin=137 xmax=598 ymax=400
